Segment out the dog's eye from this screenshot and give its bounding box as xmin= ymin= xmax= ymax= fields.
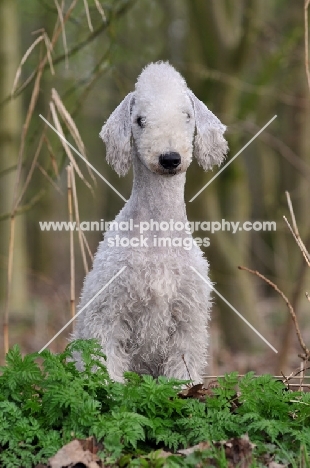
xmin=183 ymin=112 xmax=191 ymax=122
xmin=136 ymin=116 xmax=146 ymax=128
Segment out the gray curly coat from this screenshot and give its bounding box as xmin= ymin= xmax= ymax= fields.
xmin=72 ymin=62 xmax=228 ymax=383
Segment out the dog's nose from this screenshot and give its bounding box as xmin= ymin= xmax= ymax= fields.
xmin=159 ymin=152 xmax=181 ymax=169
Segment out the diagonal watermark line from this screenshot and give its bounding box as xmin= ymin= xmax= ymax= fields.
xmin=39 ymin=266 xmax=127 ymax=353
xmin=39 ymin=114 xmax=127 ymax=202
xmin=190 ymin=266 xmax=278 ymax=353
xmin=189 ymin=115 xmax=277 ymax=202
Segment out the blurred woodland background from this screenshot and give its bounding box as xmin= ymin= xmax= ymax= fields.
xmin=1 ymin=0 xmax=310 ymax=377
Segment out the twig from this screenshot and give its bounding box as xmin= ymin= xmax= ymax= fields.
xmin=42 ymin=31 xmax=55 ymax=76
xmin=277 ymin=192 xmax=310 ymax=371
xmin=0 ymin=164 xmax=19 ymax=178
xmin=0 ymin=190 xmax=45 ymax=222
xmin=54 ymin=0 xmax=69 ymax=69
xmin=36 ymin=162 xmax=63 ymax=195
xmin=203 ymin=374 xmax=310 ymax=379
xmin=44 ymin=135 xmax=59 ymax=178
xmin=0 ymin=0 xmax=137 ymax=108
xmin=188 ymin=62 xmax=306 ymax=108
xmin=71 ymin=51 xmax=110 ymax=119
xmin=284 ymin=191 xmax=310 ymax=266
xmin=83 ymin=0 xmax=93 ymax=32
xmin=15 ymin=131 xmax=46 ymax=209
xmin=71 ymin=51 xmax=110 ymax=117
xmin=51 ymin=88 xmax=96 ymax=185
xmin=285 ymin=191 xmax=298 ymax=234
xmin=285 ymin=383 xmax=310 ymax=388
xmin=277 ymin=232 xmax=310 ymax=372
xmin=49 ymin=100 xmax=92 ymax=190
xmin=283 ymin=216 xmax=310 ymax=267
xmin=67 ymin=165 xmax=75 ymax=320
xmin=182 ymin=354 xmax=192 ymax=381
xmin=94 ymin=0 xmax=106 ymax=22
xmin=238 ymin=265 xmax=309 ymax=357
xmin=80 ymin=230 xmax=94 ymax=262
xmin=299 ymin=361 xmax=305 ymax=391
xmin=281 ymin=365 xmax=310 ymax=384
xmin=11 ymin=35 xmax=44 ymax=95
xmin=70 ymin=167 xmax=89 ymax=274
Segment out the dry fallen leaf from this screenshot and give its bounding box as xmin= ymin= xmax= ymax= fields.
xmin=48 ymin=439 xmax=101 ymax=468
xmin=178 ymin=434 xmax=255 ymax=468
xmin=178 ymin=381 xmax=220 ymax=402
xmin=178 ymin=441 xmax=211 ymax=456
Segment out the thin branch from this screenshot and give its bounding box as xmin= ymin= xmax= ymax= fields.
xmin=83 ymin=0 xmax=93 ymax=32
xmin=277 ymin=232 xmax=310 ymax=373
xmin=299 ymin=361 xmax=305 ymax=391
xmin=187 ymin=62 xmax=306 ymax=109
xmin=0 ymin=190 xmax=45 ymax=222
xmin=283 ymin=215 xmax=310 ymax=267
xmin=70 ymin=167 xmax=89 ymax=274
xmin=203 ymin=374 xmax=310 ymax=379
xmin=238 ymin=265 xmax=309 ymax=357
xmin=182 ymin=354 xmax=192 ymax=381
xmin=54 ymin=0 xmax=69 ymax=68
xmin=286 ymin=191 xmax=300 ymax=240
xmin=283 ymin=191 xmax=310 ymax=266
xmin=44 ymin=135 xmax=60 ymax=178
xmin=42 ymin=31 xmax=55 ymax=76
xmin=0 ymin=0 xmax=137 ymax=108
xmin=80 ymin=230 xmax=94 ymax=262
xmin=51 ymin=88 xmax=96 ymax=185
xmin=281 ymin=365 xmax=310 ymax=384
xmin=15 ymin=131 xmax=46 ymax=209
xmin=94 ymin=0 xmax=106 ymax=22
xmin=49 ymin=100 xmax=92 ymax=191
xmin=71 ymin=50 xmax=110 ymax=118
xmin=0 ymin=164 xmax=19 ymax=178
xmin=11 ymin=35 xmax=44 ymax=95
xmin=36 ymin=162 xmax=63 ymax=195
xmin=52 ymin=0 xmax=136 ymax=67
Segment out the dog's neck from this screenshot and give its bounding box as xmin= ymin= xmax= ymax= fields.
xmin=124 ymin=153 xmax=188 ymax=223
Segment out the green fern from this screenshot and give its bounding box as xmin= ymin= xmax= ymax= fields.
xmin=1 ymin=340 xmax=310 ymax=466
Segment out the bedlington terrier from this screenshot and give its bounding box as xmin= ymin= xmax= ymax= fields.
xmin=72 ymin=62 xmax=228 ymax=383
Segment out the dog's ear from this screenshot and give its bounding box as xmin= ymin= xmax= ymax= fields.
xmin=99 ymin=92 xmax=135 ymax=176
xmin=187 ymin=90 xmax=228 ymax=170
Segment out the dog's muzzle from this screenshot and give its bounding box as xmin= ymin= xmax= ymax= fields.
xmin=159 ymin=152 xmax=181 ymax=170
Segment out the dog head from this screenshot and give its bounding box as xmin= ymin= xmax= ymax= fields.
xmin=100 ymin=62 xmax=228 ymax=176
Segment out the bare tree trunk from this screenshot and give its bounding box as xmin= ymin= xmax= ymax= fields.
xmin=0 ymin=0 xmax=28 ymax=317
xmin=185 ymin=0 xmax=265 ymax=351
